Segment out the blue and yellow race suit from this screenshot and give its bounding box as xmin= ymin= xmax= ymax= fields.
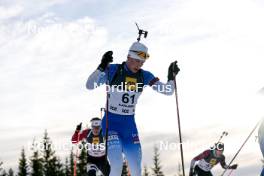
xmin=86 ymin=62 xmax=174 ymax=176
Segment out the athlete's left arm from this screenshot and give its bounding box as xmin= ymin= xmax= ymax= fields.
xmin=220 ymin=157 xmax=238 ymax=170
xmin=143 ymin=70 xmax=175 ymax=95
xmin=152 ymin=80 xmax=175 ymax=95
xmin=220 ymin=156 xmax=229 ymax=169
xmin=146 ymin=61 xmax=179 ymax=95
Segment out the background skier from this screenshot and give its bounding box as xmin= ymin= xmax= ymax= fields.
xmin=72 ymin=117 xmax=110 ymax=176
xmin=189 ymin=142 xmax=238 ymax=176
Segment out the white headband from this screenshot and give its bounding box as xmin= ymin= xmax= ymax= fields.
xmin=91 ymin=120 xmax=101 ymax=127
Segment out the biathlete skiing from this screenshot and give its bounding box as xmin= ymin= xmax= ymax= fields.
xmin=72 ymin=118 xmax=110 ymax=176
xmin=189 ymin=142 xmax=238 ymax=176
xmin=86 ymin=28 xmax=180 ymax=175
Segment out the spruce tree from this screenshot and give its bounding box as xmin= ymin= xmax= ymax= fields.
xmin=142 ymin=165 xmax=150 ymax=176
xmin=69 ymin=149 xmax=75 ymax=176
xmin=77 ymin=141 xmax=87 ymax=176
xmin=8 ymin=168 xmax=14 ymax=176
xmin=30 ymin=140 xmax=43 ymax=176
xmin=55 ymin=158 xmax=64 ymax=176
xmin=64 ymin=157 xmax=71 ymax=176
xmin=18 ymin=147 xmax=29 ymax=176
xmin=41 ymin=130 xmax=57 ymax=176
xmin=0 ymin=161 xmax=3 ymax=173
xmin=0 ymin=162 xmax=7 ymax=176
xmin=1 ymin=170 xmax=7 ymax=176
xmin=121 ymin=160 xmax=129 ymax=176
xmin=152 ymin=146 xmax=164 ymax=176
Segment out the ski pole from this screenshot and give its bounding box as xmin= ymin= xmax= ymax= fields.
xmin=173 ymin=76 xmax=185 ymax=176
xmin=105 ymin=65 xmax=110 ymax=160
xmin=226 ymin=169 xmax=234 ymax=176
xmin=73 ymin=131 xmax=80 ymax=176
xmin=220 ymin=120 xmax=261 ymax=176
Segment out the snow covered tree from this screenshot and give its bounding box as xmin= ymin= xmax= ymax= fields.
xmin=64 ymin=157 xmax=71 ymax=176
xmin=77 ymin=141 xmax=87 ymax=176
xmin=30 ymin=140 xmax=43 ymax=176
xmin=55 ymin=158 xmax=65 ymax=176
xmin=69 ymin=149 xmax=75 ymax=176
xmin=41 ymin=130 xmax=58 ymax=176
xmin=121 ymin=160 xmax=129 ymax=176
xmin=1 ymin=170 xmax=7 ymax=176
xmin=142 ymin=165 xmax=150 ymax=176
xmin=0 ymin=162 xmax=7 ymax=176
xmin=7 ymin=168 xmax=14 ymax=176
xmin=18 ymin=147 xmax=29 ymax=176
xmin=152 ymin=146 xmax=164 ymax=176
xmin=0 ymin=161 xmax=3 ymax=173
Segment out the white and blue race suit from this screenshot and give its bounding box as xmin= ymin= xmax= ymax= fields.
xmin=86 ymin=62 xmax=175 ymax=176
xmin=258 ymin=119 xmax=264 ymax=176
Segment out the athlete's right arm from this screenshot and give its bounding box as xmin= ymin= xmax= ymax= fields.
xmin=71 ymin=129 xmax=89 ymax=144
xmin=86 ymin=70 xmax=107 ymax=90
xmin=86 ymin=51 xmax=113 ymax=90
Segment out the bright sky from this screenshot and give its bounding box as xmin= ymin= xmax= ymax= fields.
xmin=0 ymin=0 xmax=264 ymax=175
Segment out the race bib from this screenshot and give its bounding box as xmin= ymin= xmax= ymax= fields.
xmin=108 ymin=88 xmax=141 ymax=115
xmin=197 ymin=159 xmax=213 ymax=172
xmin=87 ymin=143 xmax=106 ymax=157
xmin=126 ymin=77 xmax=137 ymax=91
xmin=92 ymin=137 xmax=99 ymax=144
xmin=209 ymin=159 xmax=217 ymax=166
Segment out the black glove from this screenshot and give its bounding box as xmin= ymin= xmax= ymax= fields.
xmin=76 ymin=123 xmax=82 ymax=131
xmin=97 ymin=51 xmax=113 ymax=72
xmin=189 ymin=168 xmax=195 ymax=176
xmin=167 ymin=61 xmax=180 ymax=81
xmin=229 ymin=164 xmax=238 ymax=169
